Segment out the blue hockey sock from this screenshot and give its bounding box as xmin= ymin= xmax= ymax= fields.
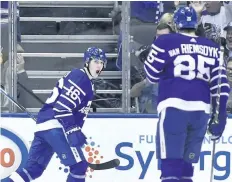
xmin=180 ymin=161 xmax=194 ymax=182
xmin=160 ymin=159 xmax=183 ymax=182
xmin=67 ymin=161 xmax=88 ymax=182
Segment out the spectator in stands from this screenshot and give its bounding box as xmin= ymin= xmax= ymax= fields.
xmin=224 ymin=21 xmax=232 ymax=62
xmin=116 ymin=1 xmax=163 ymax=71
xmin=226 ymin=57 xmax=232 ymax=112
xmin=190 ymin=1 xmax=232 ymax=45
xmin=16 ymin=44 xmax=36 ymax=109
xmin=130 ymin=1 xmax=162 ymax=24
xmin=1 ymin=2 xmax=10 ymax=110
xmin=1 ymin=1 xmax=34 ymax=111
xmin=0 ymin=49 xmax=2 ymax=64
xmin=1 ymin=45 xmax=10 ymax=110
xmin=159 ymin=12 xmax=175 ymax=31
xmin=1 ymin=44 xmax=32 ymax=110
xmin=115 ymin=2 xmax=164 ymax=112
xmin=1 ymin=1 xmax=23 ymax=68
xmin=131 ymin=23 xmax=174 ymax=113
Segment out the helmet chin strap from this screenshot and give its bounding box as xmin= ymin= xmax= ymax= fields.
xmin=84 ymin=64 xmax=93 ymax=80
xmin=84 ymin=63 xmax=103 ymax=79
xmin=85 ymin=63 xmax=93 ymax=76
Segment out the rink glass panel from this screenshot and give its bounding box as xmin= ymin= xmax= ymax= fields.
xmin=3 ymin=1 xmax=124 ymax=113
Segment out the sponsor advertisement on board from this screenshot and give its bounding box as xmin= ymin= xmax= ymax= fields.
xmin=1 ymin=116 xmax=231 ymax=181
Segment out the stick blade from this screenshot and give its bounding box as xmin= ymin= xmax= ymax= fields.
xmin=89 ymin=159 xmax=120 ymax=170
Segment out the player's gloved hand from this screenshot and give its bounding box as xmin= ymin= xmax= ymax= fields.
xmin=207 ymin=113 xmax=227 ymax=141
xmin=66 ymin=126 xmax=87 ymax=147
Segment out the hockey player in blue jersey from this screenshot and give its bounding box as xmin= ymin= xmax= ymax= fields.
xmin=144 ymin=7 xmax=230 ymax=182
xmin=9 ymin=47 xmax=107 ymax=182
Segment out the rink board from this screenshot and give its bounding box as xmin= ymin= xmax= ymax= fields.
xmin=1 ymin=114 xmax=232 ymax=182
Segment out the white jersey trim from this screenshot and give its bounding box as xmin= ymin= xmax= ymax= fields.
xmin=157 ymin=98 xmax=210 ymax=114
xmin=23 ymin=168 xmax=33 ymax=181
xmin=9 ymin=172 xmax=27 ymax=182
xmin=152 ymin=44 xmax=165 ymax=53
xmin=159 ymin=109 xmax=167 ymax=159
xmin=35 ymin=119 xmax=63 ymax=132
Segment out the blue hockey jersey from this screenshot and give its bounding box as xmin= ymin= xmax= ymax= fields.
xmin=144 ymin=33 xmax=230 ymax=114
xmin=36 ymin=68 xmax=94 ymax=131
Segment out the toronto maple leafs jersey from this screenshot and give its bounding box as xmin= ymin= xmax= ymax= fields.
xmin=144 ymin=33 xmax=230 ymax=114
xmin=36 ymin=68 xmax=94 ymax=131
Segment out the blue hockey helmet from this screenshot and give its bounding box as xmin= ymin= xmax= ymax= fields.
xmin=84 ymin=47 xmax=107 ymax=68
xmin=173 ymin=6 xmax=198 ymax=30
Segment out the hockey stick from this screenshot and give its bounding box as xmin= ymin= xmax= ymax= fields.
xmin=210 ymin=45 xmax=225 ymax=182
xmin=17 ymin=81 xmax=44 ymax=105
xmin=0 ymin=87 xmax=120 ymax=170
xmin=210 ymin=141 xmax=216 ymax=182
xmin=1 ymin=86 xmax=38 ymax=121
xmin=17 ymin=81 xmax=118 ymax=104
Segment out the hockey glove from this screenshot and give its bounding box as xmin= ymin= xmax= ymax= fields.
xmin=135 ymin=45 xmax=151 ymax=63
xmin=208 ymin=113 xmax=227 ymax=141
xmin=66 ymin=126 xmax=87 ymax=147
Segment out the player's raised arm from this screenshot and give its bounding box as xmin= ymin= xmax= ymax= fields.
xmin=144 ymin=36 xmax=167 ymax=83
xmin=208 ymin=47 xmax=230 ymax=139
